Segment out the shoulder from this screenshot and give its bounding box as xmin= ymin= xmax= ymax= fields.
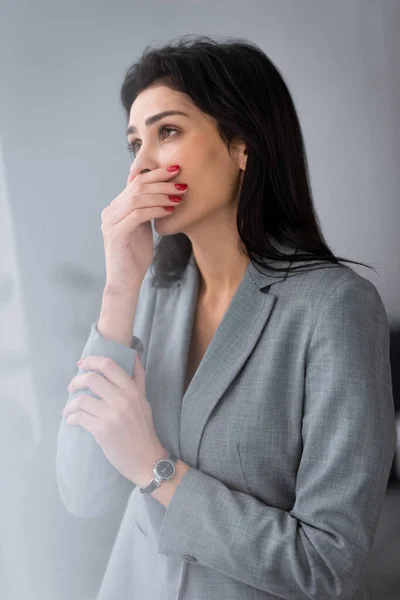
xmin=281 ymin=262 xmax=388 ymax=342
xmin=286 ymin=261 xmax=385 ymax=311
xmin=288 ymin=259 xmax=377 ymax=293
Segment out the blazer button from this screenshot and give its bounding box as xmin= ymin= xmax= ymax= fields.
xmin=183 ymin=555 xmax=197 ymax=562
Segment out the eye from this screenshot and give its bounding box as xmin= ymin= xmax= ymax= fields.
xmin=127 ymin=126 xmax=179 ymax=156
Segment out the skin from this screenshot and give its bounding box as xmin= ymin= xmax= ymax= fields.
xmin=127 ymin=84 xmax=250 ymax=309
xmin=62 ymin=85 xmax=253 ymax=494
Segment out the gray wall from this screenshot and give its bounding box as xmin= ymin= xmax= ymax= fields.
xmin=0 ymin=1 xmax=398 ymax=598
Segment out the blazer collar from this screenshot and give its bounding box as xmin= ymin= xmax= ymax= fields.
xmin=184 ymin=237 xmax=302 ymax=291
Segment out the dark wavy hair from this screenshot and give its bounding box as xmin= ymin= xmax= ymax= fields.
xmin=120 ymin=34 xmax=375 ymax=287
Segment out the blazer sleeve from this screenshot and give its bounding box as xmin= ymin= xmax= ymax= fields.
xmin=56 ymin=270 xmax=157 ymax=519
xmin=155 ymin=275 xmax=397 ymax=600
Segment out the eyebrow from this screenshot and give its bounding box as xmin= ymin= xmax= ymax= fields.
xmin=126 ymin=110 xmax=190 ymax=136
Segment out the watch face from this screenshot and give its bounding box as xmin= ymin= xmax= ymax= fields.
xmin=156 ymin=459 xmax=175 ymax=479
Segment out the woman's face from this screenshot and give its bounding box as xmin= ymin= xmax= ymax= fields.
xmin=127 ymin=84 xmax=247 ymax=238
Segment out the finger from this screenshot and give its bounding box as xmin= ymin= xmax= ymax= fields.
xmin=63 ymin=394 xmax=110 ymax=418
xmin=77 ymin=357 xmax=136 ymax=392
xmin=127 ymin=170 xmax=135 ymax=185
xmin=69 ymin=371 xmax=125 ymax=404
xmin=65 ymin=411 xmax=101 ymax=440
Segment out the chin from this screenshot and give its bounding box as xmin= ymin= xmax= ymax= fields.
xmin=153 ymin=212 xmax=181 ymax=235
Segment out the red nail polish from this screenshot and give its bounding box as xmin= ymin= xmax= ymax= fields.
xmin=166 ymin=165 xmax=179 ymax=172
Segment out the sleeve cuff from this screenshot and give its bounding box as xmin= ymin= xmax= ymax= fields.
xmin=156 ymin=467 xmax=214 ymax=561
xmin=79 ymin=322 xmax=143 ymax=377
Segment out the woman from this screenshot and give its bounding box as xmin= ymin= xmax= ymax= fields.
xmin=56 ymin=35 xmax=396 ymax=600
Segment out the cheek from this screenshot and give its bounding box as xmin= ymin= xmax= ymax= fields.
xmin=192 ymin=167 xmax=233 ymax=206
xmin=176 ymin=149 xmax=237 ymax=210
xmin=187 ymin=164 xmax=221 ymax=198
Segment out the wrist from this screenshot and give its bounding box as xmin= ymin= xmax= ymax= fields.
xmin=139 ymin=446 xmax=170 ymax=489
xmin=103 ymin=284 xmax=141 ymax=298
xmin=150 ymin=460 xmax=191 ymax=507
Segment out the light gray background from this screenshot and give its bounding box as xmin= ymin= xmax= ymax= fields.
xmin=0 ymin=1 xmax=398 ymax=599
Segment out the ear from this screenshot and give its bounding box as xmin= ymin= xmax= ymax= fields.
xmin=236 ymin=141 xmax=248 ymax=172
xmin=240 ymin=147 xmax=248 ymax=171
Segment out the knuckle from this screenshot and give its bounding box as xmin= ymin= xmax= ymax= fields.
xmin=66 ymin=401 xmax=76 ymax=413
xmin=132 ymin=180 xmax=142 ymax=195
xmin=101 ymin=208 xmax=109 ymax=223
xmin=102 ymin=356 xmax=115 ymax=369
xmin=72 ymin=395 xmax=81 ymax=409
xmin=87 ymin=372 xmax=97 ymax=386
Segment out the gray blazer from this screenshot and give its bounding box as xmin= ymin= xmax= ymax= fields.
xmin=56 ymin=242 xmax=397 ymax=600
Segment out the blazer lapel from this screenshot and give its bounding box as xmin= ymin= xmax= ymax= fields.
xmin=179 ymin=265 xmax=277 ymax=469
xmin=180 ymin=242 xmax=300 ymax=468
xmin=146 ymin=239 xmax=300 ymax=468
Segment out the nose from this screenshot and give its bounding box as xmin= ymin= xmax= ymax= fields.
xmin=128 ymin=166 xmax=152 ymax=185
xmin=129 ymin=165 xmax=151 ymax=176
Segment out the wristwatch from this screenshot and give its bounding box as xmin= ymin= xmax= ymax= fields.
xmin=139 ymin=453 xmax=177 ymax=494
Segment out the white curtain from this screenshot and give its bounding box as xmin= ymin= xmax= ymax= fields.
xmin=0 ymin=138 xmax=42 ymax=598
